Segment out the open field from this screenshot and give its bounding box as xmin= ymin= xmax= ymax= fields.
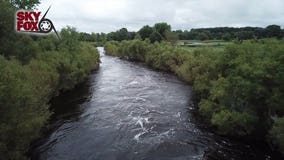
xmin=178 ymin=40 xmax=232 ymax=52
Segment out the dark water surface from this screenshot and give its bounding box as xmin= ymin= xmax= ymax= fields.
xmin=31 ymin=47 xmax=282 ymax=160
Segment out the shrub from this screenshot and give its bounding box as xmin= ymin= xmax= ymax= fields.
xmin=104 ymin=39 xmax=284 ymax=154
xmin=211 ymin=110 xmax=257 ymax=136
xmin=270 ymin=117 xmax=284 ymax=154
xmin=0 ymin=28 xmax=100 ymax=159
xmin=199 ymin=99 xmax=220 ymax=120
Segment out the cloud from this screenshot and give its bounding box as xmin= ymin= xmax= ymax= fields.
xmin=37 ymin=0 xmax=284 ymax=33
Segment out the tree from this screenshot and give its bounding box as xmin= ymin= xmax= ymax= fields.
xmin=138 ymin=25 xmax=153 ymax=40
xmin=79 ymin=32 xmax=93 ymax=41
xmin=198 ymin=32 xmax=209 ymax=41
xmin=236 ymin=31 xmax=254 ymax=40
xmin=9 ymin=0 xmax=41 ymax=9
xmin=134 ymin=33 xmax=142 ymax=40
xmin=0 ymin=1 xmax=40 ymax=63
xmin=153 ymin=22 xmax=171 ymax=39
xmin=149 ymin=31 xmax=162 ymax=43
xmin=222 ymin=33 xmax=232 ymax=41
xmin=116 ymin=28 xmax=129 ymax=41
xmin=0 ymin=1 xmax=16 ymax=56
xmin=266 ymin=25 xmax=282 ymax=38
xmin=58 ymin=26 xmax=80 ymax=52
xmin=107 ymin=32 xmax=117 ymax=41
xmin=128 ymin=32 xmax=136 ymax=40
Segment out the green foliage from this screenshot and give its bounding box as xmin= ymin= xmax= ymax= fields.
xmin=116 ymin=28 xmax=130 ymax=41
xmin=0 ymin=32 xmax=99 ymax=159
xmin=198 ymin=32 xmax=210 ymax=41
xmin=104 ymin=41 xmax=120 ymax=56
xmin=8 ymin=0 xmax=40 ymax=9
xmin=270 ymin=117 xmax=284 ymax=154
xmin=199 ymin=99 xmax=221 ymax=120
xmin=58 ymin=26 xmax=80 ymax=52
xmin=13 ymin=35 xmax=41 ymax=64
xmin=105 ymin=28 xmax=134 ymax=42
xmin=103 ymin=23 xmax=175 ymax=44
xmin=211 ymin=110 xmax=257 ymax=136
xmin=105 ymin=39 xmax=284 ymax=154
xmin=0 ymin=25 xmax=100 ymax=160
xmin=266 ymin=25 xmax=282 ymax=39
xmin=176 ymin=25 xmax=283 ymax=41
xmin=149 ymin=31 xmax=163 ymax=43
xmin=38 ymin=35 xmax=57 ymax=51
xmin=165 ymin=30 xmax=179 ymax=44
xmin=0 ymin=1 xmax=14 ymax=36
xmin=138 ymin=25 xmax=153 ymax=40
xmin=153 ymin=22 xmax=171 ymax=38
xmin=91 ymin=23 xmax=284 ymax=45
xmin=0 ymin=57 xmax=51 ymax=159
xmin=0 ymin=1 xmax=44 ymax=64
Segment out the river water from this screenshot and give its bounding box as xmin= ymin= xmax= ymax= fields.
xmin=31 ymin=47 xmax=282 ymax=160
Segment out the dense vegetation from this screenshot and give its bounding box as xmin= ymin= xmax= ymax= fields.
xmin=0 ymin=1 xmax=100 ymax=159
xmin=174 ymin=25 xmax=284 ymax=41
xmin=2 ymin=0 xmax=284 ymax=158
xmin=80 ymin=23 xmax=284 ymax=44
xmin=104 ymin=39 xmax=284 ymax=154
xmin=79 ymin=22 xmax=177 ymax=45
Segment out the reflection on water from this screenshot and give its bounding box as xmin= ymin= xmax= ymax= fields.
xmin=31 ymin=47 xmax=282 ymax=160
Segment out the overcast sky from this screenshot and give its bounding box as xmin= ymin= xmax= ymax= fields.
xmin=37 ymin=0 xmax=284 ymax=33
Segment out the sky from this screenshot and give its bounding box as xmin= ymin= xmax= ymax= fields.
xmin=37 ymin=0 xmax=284 ymax=33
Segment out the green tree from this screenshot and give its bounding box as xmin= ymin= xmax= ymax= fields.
xmin=58 ymin=26 xmax=80 ymax=52
xmin=266 ymin=25 xmax=282 ymax=38
xmin=270 ymin=117 xmax=284 ymax=154
xmin=0 ymin=57 xmax=51 ymax=160
xmin=211 ymin=110 xmax=257 ymax=136
xmin=198 ymin=32 xmax=209 ymax=41
xmin=9 ymin=0 xmax=40 ymax=9
xmin=0 ymin=1 xmax=16 ymax=56
xmin=138 ymin=25 xmax=153 ymax=40
xmin=116 ymin=28 xmax=129 ymax=41
xmin=154 ymin=22 xmax=171 ymax=39
xmin=149 ymin=31 xmax=162 ymax=43
xmin=0 ymin=1 xmax=41 ymax=64
xmin=107 ymin=32 xmax=117 ymax=41
xmin=222 ymin=33 xmax=232 ymax=41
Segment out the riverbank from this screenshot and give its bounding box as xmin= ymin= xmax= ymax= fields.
xmin=0 ymin=27 xmax=100 ymax=159
xmin=104 ymin=39 xmax=284 ymax=155
xmin=30 ymin=47 xmax=281 ymax=160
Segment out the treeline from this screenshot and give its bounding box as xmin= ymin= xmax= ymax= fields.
xmin=174 ymin=25 xmax=283 ymax=41
xmin=79 ymin=22 xmax=177 ymax=44
xmin=79 ymin=23 xmax=283 ymax=44
xmin=104 ymin=39 xmax=284 ymax=155
xmin=0 ymin=1 xmax=100 ymax=159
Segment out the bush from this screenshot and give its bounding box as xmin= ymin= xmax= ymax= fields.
xmin=104 ymin=41 xmax=120 ymax=56
xmin=270 ymin=117 xmax=284 ymax=154
xmin=0 ymin=57 xmax=51 ymax=159
xmin=0 ymin=28 xmax=100 ymax=159
xmin=198 ymin=99 xmax=220 ymax=120
xmin=104 ymin=39 xmax=284 ymax=154
xmin=211 ymin=110 xmax=257 ymax=136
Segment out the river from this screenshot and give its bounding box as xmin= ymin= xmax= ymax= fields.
xmin=31 ymin=47 xmax=282 ymax=160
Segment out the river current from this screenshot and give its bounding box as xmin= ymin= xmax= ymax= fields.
xmin=31 ymin=47 xmax=282 ymax=160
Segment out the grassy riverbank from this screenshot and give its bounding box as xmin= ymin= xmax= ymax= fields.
xmin=104 ymin=39 xmax=284 ymax=154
